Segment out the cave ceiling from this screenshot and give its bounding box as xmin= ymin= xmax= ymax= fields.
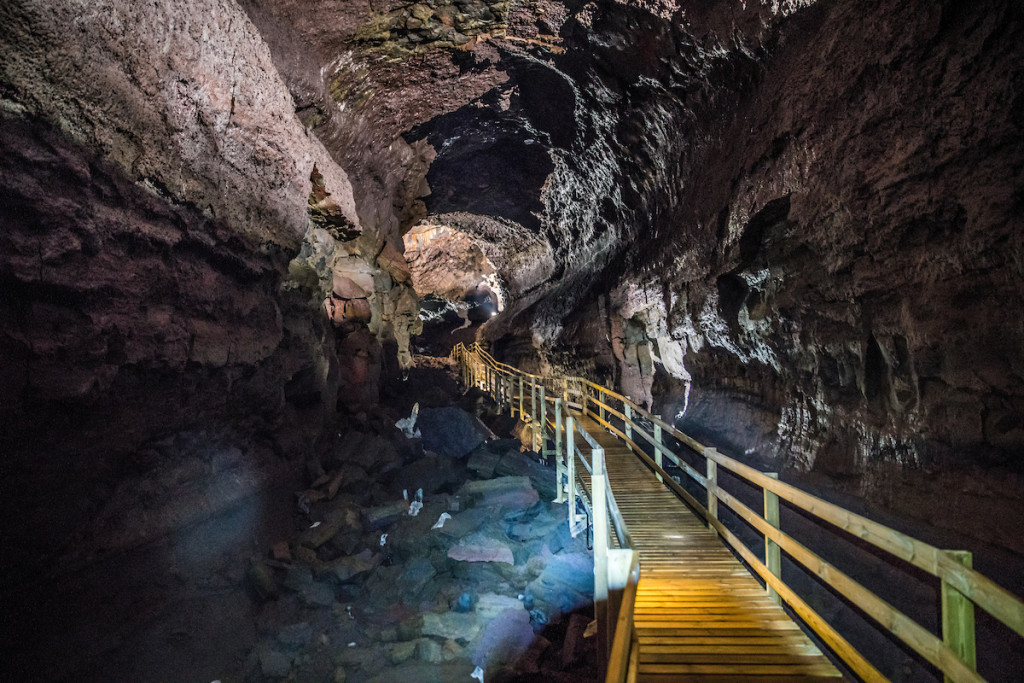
xmin=241 ymin=0 xmax=798 ymax=309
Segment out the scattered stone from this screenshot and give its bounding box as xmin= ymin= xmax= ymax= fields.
xmin=545 ymin=519 xmax=574 ymax=554
xmin=363 ymin=501 xmax=409 ymax=529
xmin=418 ymin=407 xmax=492 ymax=458
xmin=397 ymin=556 xmax=437 ymax=596
xmin=277 ymin=622 xmax=313 ymax=650
xmin=519 ymin=634 xmax=551 ymax=674
xmin=475 ymin=593 xmax=524 ymax=620
xmin=496 ymin=451 xmax=558 ymax=501
xmin=283 ymin=564 xmax=314 ymax=593
xmin=333 ymin=644 xmax=376 ymax=668
xmin=452 ymin=591 xmax=477 ymax=612
xmin=448 ymin=532 xmax=514 ymax=564
xmin=466 ymin=447 xmax=500 ymax=478
xmin=271 ymin=541 xmax=292 ymax=562
xmin=247 ymin=558 xmax=279 ymax=600
xmin=525 ymin=553 xmax=594 ymax=627
xmin=421 ymin=611 xmax=481 ymax=642
xmin=458 ymin=476 xmax=539 ymax=510
xmin=416 ymin=637 xmax=444 ymax=663
xmin=472 ymin=606 xmax=535 ymax=677
xmin=387 ymin=640 xmax=417 ymax=664
xmin=325 ymin=549 xmax=381 ymax=583
xmin=259 ymin=649 xmax=292 ymax=678
xmin=300 ymin=581 xmax=336 ymax=608
xmin=442 ymin=638 xmax=464 ymax=662
xmin=562 ymin=613 xmax=589 ymax=668
xmin=438 ymin=508 xmax=488 ymax=538
xmin=298 ymin=507 xmax=359 ymax=549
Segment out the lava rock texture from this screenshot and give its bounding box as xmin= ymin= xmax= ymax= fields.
xmin=2 ymin=0 xmax=1024 ymax=653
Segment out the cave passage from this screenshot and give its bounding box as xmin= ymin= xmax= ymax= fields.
xmin=1 ymin=0 xmax=1023 ymax=680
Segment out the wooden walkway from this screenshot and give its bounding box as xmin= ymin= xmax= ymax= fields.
xmin=574 ymin=413 xmax=844 ymax=681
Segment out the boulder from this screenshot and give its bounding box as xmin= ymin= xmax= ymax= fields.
xmin=457 ymin=476 xmax=539 ymax=510
xmin=325 ymin=549 xmax=381 ymax=583
xmin=474 ymin=593 xmax=524 ymax=620
xmin=447 ymin=532 xmax=514 ymax=564
xmin=418 ymin=407 xmax=492 ymax=458
xmin=524 ymin=553 xmax=594 ymax=627
xmin=421 ymin=611 xmax=481 ymax=642
xmin=363 ymin=501 xmax=408 ymax=530
xmin=437 ymin=508 xmax=489 ymax=539
xmin=466 ymin=447 xmax=501 ymax=479
xmin=471 ymin=606 xmax=535 ymax=677
xmin=297 ymin=507 xmax=360 ymax=549
xmin=259 ymin=648 xmax=293 ymax=679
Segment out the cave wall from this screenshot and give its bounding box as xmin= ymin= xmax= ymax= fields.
xmin=0 ymin=0 xmax=414 ymax=571
xmin=476 ymin=0 xmax=1024 ymax=553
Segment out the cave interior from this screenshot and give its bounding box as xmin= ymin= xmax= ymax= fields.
xmin=1 ymin=0 xmax=1023 ymax=681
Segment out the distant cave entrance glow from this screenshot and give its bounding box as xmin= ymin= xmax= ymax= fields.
xmin=403 ymin=223 xmax=506 ymax=355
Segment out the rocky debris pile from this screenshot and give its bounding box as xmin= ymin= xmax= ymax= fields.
xmin=242 ymin=381 xmax=596 ymax=682
xmin=354 ymin=0 xmax=511 ymax=56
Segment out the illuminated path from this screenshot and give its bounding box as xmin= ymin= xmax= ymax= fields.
xmin=573 ymin=412 xmax=843 ymax=681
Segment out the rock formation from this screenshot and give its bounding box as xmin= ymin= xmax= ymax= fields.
xmin=1 ymin=0 xmax=1023 ymax=678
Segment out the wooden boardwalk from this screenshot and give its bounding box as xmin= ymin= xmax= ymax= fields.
xmin=574 ymin=413 xmax=844 ymax=681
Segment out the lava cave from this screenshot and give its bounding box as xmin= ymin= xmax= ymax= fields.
xmin=1 ymin=0 xmax=1023 ymax=681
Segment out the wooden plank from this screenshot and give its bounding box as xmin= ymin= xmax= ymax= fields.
xmin=637 ymin=662 xmax=842 ymax=675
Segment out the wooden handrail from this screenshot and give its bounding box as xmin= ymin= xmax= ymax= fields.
xmin=448 ymin=342 xmax=1024 ymax=682
xmin=452 ymin=343 xmax=638 ymax=680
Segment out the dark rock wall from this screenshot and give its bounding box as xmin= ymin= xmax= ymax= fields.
xmin=475 ymin=0 xmax=1024 ymax=553
xmin=0 ymin=0 xmax=398 ymax=570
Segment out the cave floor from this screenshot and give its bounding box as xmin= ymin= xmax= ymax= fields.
xmin=2 ymin=356 xmax=599 ymax=683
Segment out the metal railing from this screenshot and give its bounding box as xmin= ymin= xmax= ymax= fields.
xmin=450 ymin=342 xmax=1024 ymax=683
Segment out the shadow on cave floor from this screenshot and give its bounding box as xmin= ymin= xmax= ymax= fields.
xmin=2 ymin=357 xmax=599 ymax=683
xmin=1 ymin=479 xmax=301 ymax=682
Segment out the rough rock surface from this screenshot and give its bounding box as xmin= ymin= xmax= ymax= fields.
xmin=0 ymin=0 xmax=418 ymax=573
xmin=418 ymin=406 xmax=493 ymax=459
xmin=2 ymin=0 xmax=1023 ymax=679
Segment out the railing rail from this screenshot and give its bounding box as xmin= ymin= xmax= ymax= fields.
xmin=453 ymin=343 xmax=638 ymax=680
xmin=450 ymin=342 xmax=1024 ymax=683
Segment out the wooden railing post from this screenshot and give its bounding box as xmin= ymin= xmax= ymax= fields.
xmin=598 ymin=388 xmax=605 ymax=422
xmin=539 ymin=385 xmax=547 ymax=459
xmin=531 ymin=378 xmax=537 ymax=424
xmin=554 ymin=398 xmax=564 ymax=503
xmin=592 ymin=445 xmax=609 ymax=679
xmin=653 ymin=420 xmax=663 ymax=483
xmin=518 ymin=376 xmax=524 ymax=421
xmin=705 ymin=448 xmax=718 ymax=537
xmin=942 ymin=550 xmax=977 ymax=681
xmin=624 ymin=403 xmax=632 ymax=443
xmin=764 ymin=472 xmax=781 ymax=604
xmin=505 ymin=375 xmax=512 ymax=416
xmin=566 ymin=414 xmax=576 ymax=530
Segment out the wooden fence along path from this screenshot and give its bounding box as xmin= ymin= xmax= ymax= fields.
xmin=451 ymin=343 xmax=1024 ymax=682
xmin=577 ymin=412 xmax=842 ymax=680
